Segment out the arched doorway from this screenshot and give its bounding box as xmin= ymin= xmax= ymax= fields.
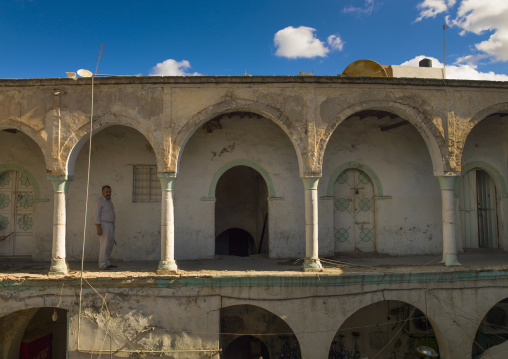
xmin=215 ymin=166 xmax=269 ymax=256
xmin=459 ymin=168 xmax=499 ymax=248
xmin=221 ymin=305 xmax=300 ymax=358
xmin=0 ymin=170 xmax=34 ymax=257
xmin=333 ymin=168 xmax=376 ymax=252
xmin=329 ymin=301 xmax=439 ymax=358
xmin=472 ymin=299 xmax=508 ymax=357
xmin=223 ymin=335 xmax=270 ymax=359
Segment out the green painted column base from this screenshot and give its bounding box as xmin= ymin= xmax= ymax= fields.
xmin=157 ymin=260 xmax=178 ymax=275
xmin=303 ymin=258 xmax=323 ymax=272
xmin=442 ymin=253 xmax=461 ymax=266
xmin=48 ymin=259 xmax=69 ymax=276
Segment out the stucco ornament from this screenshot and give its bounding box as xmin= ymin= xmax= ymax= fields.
xmin=19 ymin=173 xmax=31 ymax=187
xmin=18 ymin=193 xmax=33 ymax=209
xmin=0 ymin=193 xmax=10 ymax=209
xmin=336 ymin=228 xmax=350 ymax=242
xmin=360 ymin=228 xmax=374 ymax=242
xmin=0 ymin=172 xmax=10 ymax=187
xmin=17 ymin=215 xmax=33 ymax=231
xmin=0 ymin=215 xmax=8 ymax=230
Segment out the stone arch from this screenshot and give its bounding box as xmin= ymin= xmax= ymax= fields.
xmin=203 ymin=159 xmax=280 ymax=200
xmin=331 ymin=298 xmax=444 ymax=359
xmin=454 ymin=161 xmax=508 ymax=198
xmin=172 ymin=100 xmax=305 ymax=175
xmin=220 ymin=304 xmax=301 ymax=359
xmin=318 ymin=100 xmax=447 ymax=175
xmin=471 ymin=295 xmax=508 ymax=357
xmin=64 ymin=118 xmax=163 ymax=176
xmin=457 ymin=102 xmax=508 ymax=170
xmin=0 ymin=120 xmax=51 ymax=172
xmin=326 ymin=161 xmax=390 ymax=199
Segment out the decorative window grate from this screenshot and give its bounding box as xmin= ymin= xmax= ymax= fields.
xmin=132 ymin=165 xmax=161 ymax=202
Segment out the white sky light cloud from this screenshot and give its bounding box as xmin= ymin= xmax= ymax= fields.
xmin=417 ymin=1 xmax=508 ymax=63
xmin=401 ymin=55 xmax=508 ymax=81
xmin=149 ymin=59 xmax=200 ymax=76
xmin=274 ymin=26 xmax=344 ymax=59
xmin=343 ymin=0 xmax=375 ymax=16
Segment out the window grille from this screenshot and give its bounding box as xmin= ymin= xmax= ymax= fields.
xmin=132 ymin=165 xmax=161 ymax=202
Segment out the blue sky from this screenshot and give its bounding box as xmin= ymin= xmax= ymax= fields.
xmin=1 ymin=0 xmax=507 ymax=80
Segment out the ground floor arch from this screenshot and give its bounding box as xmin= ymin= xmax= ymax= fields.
xmin=215 ymin=165 xmax=269 ymax=256
xmin=221 ymin=304 xmax=301 ymax=358
xmin=472 ymin=298 xmax=508 ymax=358
xmin=1 ymin=307 xmax=68 ymax=359
xmin=329 ymin=300 xmax=439 ymax=358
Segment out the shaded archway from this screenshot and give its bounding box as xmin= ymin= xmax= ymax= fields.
xmin=223 ymin=335 xmax=270 ymax=359
xmin=215 ymin=166 xmax=269 ymax=256
xmin=329 ymin=301 xmax=439 ymax=358
xmin=0 ymin=307 xmax=68 ymax=359
xmin=221 ymin=305 xmax=301 ymax=358
xmin=472 ymin=298 xmax=508 ymax=358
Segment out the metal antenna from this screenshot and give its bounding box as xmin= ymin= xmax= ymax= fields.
xmin=443 ymin=22 xmax=448 ymax=79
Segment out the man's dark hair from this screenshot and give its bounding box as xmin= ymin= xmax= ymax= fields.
xmin=102 ymin=185 xmax=111 ymax=191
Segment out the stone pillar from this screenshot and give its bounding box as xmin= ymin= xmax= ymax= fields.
xmin=302 ymin=177 xmax=323 ymax=272
xmin=437 ymin=176 xmax=460 ymax=266
xmin=157 ymin=173 xmax=178 ymax=274
xmin=48 ymin=176 xmax=70 ymax=275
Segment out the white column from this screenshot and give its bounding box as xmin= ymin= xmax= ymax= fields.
xmin=437 ymin=175 xmax=460 ymax=266
xmin=302 ymin=177 xmax=323 ymax=272
xmin=157 ymin=173 xmax=178 ymax=274
xmin=48 ymin=176 xmax=70 ymax=275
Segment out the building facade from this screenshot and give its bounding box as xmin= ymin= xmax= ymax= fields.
xmin=0 ymin=74 xmax=507 ymax=358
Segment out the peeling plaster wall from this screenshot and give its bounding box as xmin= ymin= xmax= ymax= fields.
xmin=321 ymin=116 xmax=442 ymax=255
xmin=176 ymin=115 xmax=304 ymax=259
xmin=1 ymin=275 xmax=508 ymax=359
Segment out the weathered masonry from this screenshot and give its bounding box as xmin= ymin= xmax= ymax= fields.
xmin=0 ymin=74 xmax=507 ymax=358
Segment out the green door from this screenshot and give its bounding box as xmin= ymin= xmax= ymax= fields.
xmin=459 ymin=169 xmax=498 ymax=248
xmin=0 ymin=170 xmax=34 ymax=256
xmin=333 ymin=168 xmax=375 ymax=252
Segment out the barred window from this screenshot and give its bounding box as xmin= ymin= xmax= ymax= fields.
xmin=132 ymin=165 xmax=161 ymax=202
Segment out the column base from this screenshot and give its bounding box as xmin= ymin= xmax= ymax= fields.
xmin=442 ymin=253 xmax=461 ymax=266
xmin=303 ymin=258 xmax=323 ymax=272
xmin=48 ymin=259 xmax=69 ymax=276
xmin=157 ymin=260 xmax=178 ymax=275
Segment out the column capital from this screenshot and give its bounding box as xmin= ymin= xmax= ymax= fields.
xmin=436 ymin=175 xmax=457 ymax=190
xmin=158 ymin=172 xmax=177 ymax=191
xmin=301 ymin=176 xmax=320 ymax=190
xmin=47 ymin=175 xmax=72 ymax=193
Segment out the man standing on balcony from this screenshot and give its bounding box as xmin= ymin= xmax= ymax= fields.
xmin=95 ymin=185 xmax=117 ymax=270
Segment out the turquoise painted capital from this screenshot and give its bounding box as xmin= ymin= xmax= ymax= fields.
xmin=47 ymin=175 xmax=72 ymax=193
xmin=302 ymin=176 xmax=320 ymax=190
xmin=158 ymin=173 xmax=177 ymax=191
xmin=437 ymin=175 xmax=457 ymax=190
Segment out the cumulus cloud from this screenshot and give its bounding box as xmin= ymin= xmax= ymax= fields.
xmin=416 ymin=0 xmax=456 ymax=21
xmin=401 ymin=55 xmax=508 ymax=80
xmin=343 ymin=0 xmax=375 ymax=16
xmin=274 ymin=26 xmax=345 ymax=59
xmin=149 ymin=59 xmax=201 ymax=76
xmin=416 ymin=1 xmax=508 ymax=63
xmin=327 ymin=35 xmax=344 ymax=51
xmin=274 ymin=26 xmax=329 ymax=58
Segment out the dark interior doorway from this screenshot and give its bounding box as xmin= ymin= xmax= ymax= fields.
xmin=223 ymin=335 xmax=270 ymax=359
xmin=215 ymin=166 xmax=269 ymax=256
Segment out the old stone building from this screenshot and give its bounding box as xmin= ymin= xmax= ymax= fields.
xmin=1 ymin=65 xmax=507 ymax=358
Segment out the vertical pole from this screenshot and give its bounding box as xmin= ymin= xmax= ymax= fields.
xmin=302 ymin=176 xmax=323 ymax=272
xmin=157 ymin=173 xmax=178 ymax=274
xmin=48 ymin=176 xmax=70 ymax=275
xmin=438 ymin=175 xmax=460 ymax=265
